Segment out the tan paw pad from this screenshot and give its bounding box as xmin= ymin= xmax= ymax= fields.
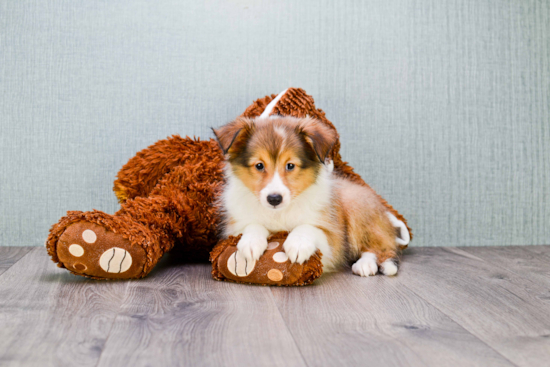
xmin=272 ymin=252 xmax=288 ymax=263
xmin=267 ymin=241 xmax=280 ymax=250
xmin=82 ymin=229 xmax=97 ymax=243
xmin=267 ymin=269 xmax=283 ymax=281
xmin=74 ymin=263 xmax=87 ymax=271
xmin=57 ymin=222 xmax=147 ymax=279
xmin=68 ymin=244 xmax=84 ymax=257
xmin=99 ymin=247 xmax=132 ymax=273
xmin=227 ymin=252 xmax=256 ymax=277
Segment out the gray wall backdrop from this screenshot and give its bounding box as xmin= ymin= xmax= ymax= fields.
xmin=1 ymin=0 xmax=549 ymax=247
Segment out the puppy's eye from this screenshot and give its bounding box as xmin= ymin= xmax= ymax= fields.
xmin=255 ymin=162 xmax=264 ymax=171
xmin=286 ymin=163 xmax=295 ymax=171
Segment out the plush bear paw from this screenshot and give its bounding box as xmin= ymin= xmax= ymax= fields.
xmin=211 ymin=233 xmax=324 ymax=286
xmin=56 ymin=222 xmax=147 ymax=279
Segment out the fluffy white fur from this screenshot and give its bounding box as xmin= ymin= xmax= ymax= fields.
xmin=284 ymin=224 xmax=329 ymax=265
xmin=380 ymin=259 xmax=398 ymax=276
xmin=386 ymin=212 xmax=410 ymax=246
xmin=351 ymin=253 xmax=398 ymax=277
xmin=351 ymin=252 xmax=378 ymax=277
xmin=222 ymin=164 xmax=336 ymax=268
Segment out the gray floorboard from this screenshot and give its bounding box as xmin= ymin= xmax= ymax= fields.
xmin=523 ymin=245 xmax=550 ymax=257
xmin=394 ymin=247 xmax=550 ymax=367
xmin=0 ymin=246 xmax=32 ymax=276
xmin=461 ymin=246 xmax=550 ymax=288
xmin=271 ymin=271 xmax=514 ymax=367
xmin=0 ymin=248 xmax=128 ymax=367
xmin=0 ymin=246 xmax=549 ymax=367
xmin=95 ymin=255 xmax=306 ymax=367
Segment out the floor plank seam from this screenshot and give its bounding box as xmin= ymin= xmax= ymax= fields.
xmin=3 ymin=246 xmax=548 ymax=366
xmin=268 ymin=288 xmax=310 ymax=367
xmin=0 ymin=247 xmax=37 ymax=279
xmin=394 ymin=279 xmax=521 ymax=367
xmin=93 ymin=281 xmax=132 ymax=367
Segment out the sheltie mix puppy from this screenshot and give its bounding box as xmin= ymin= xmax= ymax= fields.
xmin=213 ymin=116 xmax=400 ymax=276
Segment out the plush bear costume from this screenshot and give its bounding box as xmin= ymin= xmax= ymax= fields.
xmin=46 ymin=88 xmax=411 ymax=283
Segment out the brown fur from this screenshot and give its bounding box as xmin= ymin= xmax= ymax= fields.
xmin=45 ymin=88 xmax=410 ymax=279
xmin=47 ymin=137 xmax=225 ymax=277
xmin=242 ymin=88 xmax=412 ymax=246
xmin=217 ymin=115 xmax=400 ymax=270
xmin=335 ymin=179 xmax=398 ymax=264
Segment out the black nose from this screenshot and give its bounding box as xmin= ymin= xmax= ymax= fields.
xmin=267 ymin=194 xmax=283 ymax=207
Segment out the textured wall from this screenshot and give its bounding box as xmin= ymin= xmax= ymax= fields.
xmin=1 ymin=0 xmax=549 ymax=247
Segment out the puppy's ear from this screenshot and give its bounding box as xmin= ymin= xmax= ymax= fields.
xmin=212 ymin=118 xmax=253 ymax=155
xmin=297 ymin=118 xmax=338 ymax=164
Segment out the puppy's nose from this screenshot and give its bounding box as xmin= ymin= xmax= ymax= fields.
xmin=267 ymin=194 xmax=283 ymax=207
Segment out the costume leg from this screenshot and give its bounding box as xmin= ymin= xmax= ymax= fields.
xmin=113 ymin=137 xmax=221 ymax=203
xmin=46 ymin=148 xmax=224 ymax=279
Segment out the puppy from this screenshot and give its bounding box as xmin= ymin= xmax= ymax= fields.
xmin=213 ymin=116 xmax=401 ymax=276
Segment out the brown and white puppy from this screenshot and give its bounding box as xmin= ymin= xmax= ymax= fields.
xmin=213 ymin=116 xmax=400 ymax=276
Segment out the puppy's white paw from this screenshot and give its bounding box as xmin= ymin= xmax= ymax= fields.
xmin=283 ymin=233 xmax=317 ymax=264
xmin=237 ymin=233 xmax=268 ymax=262
xmin=380 ymin=259 xmax=398 ymax=276
xmin=352 ymin=253 xmax=378 ymax=277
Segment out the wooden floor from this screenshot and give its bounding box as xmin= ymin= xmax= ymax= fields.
xmin=0 ymin=246 xmax=549 ymax=367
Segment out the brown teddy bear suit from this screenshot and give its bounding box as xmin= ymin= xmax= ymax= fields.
xmin=46 ymin=88 xmax=411 ymax=280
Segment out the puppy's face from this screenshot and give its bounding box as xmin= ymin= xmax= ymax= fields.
xmin=213 ymin=117 xmax=337 ymax=210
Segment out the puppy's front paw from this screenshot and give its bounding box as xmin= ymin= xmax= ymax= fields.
xmin=352 ymin=253 xmax=378 ymax=277
xmin=283 ymin=233 xmax=317 ymax=264
xmin=237 ymin=233 xmax=268 ymax=262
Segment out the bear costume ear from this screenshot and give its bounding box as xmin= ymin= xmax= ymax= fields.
xmin=296 ymin=117 xmax=338 ymax=164
xmin=212 ymin=118 xmax=254 ymax=155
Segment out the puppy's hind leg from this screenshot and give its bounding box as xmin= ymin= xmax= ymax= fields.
xmin=351 ymin=215 xmax=400 ymax=277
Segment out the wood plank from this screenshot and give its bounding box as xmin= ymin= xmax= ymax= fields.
xmin=394 ymin=247 xmax=550 ymax=367
xmin=0 ymin=248 xmax=128 ymax=367
xmin=0 ymin=247 xmax=32 ymax=276
xmin=461 ymin=246 xmax=550 ymax=287
xmin=96 ymin=257 xmax=306 ymax=367
xmin=3 ymin=245 xmax=549 ymax=367
xmin=522 ymin=245 xmax=550 ymax=257
xmin=271 ymin=270 xmax=514 ymax=367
